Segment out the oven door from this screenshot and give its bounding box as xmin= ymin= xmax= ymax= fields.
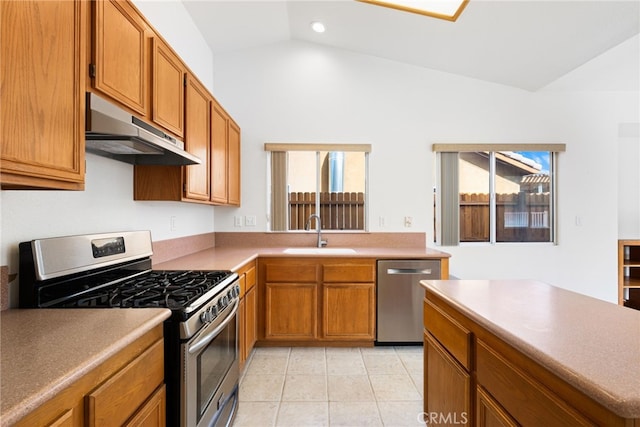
xmin=181 ymin=298 xmax=239 ymax=427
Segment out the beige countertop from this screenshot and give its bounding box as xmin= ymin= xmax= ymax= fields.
xmin=153 ymin=246 xmax=451 ymax=272
xmin=421 ymin=279 xmax=640 ymax=418
xmin=0 ymin=308 xmax=171 ymax=426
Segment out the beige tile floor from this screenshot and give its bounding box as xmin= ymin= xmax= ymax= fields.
xmin=234 ymin=346 xmax=426 ymax=427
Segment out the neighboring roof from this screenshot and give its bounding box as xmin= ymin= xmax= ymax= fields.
xmin=495 ymin=152 xmax=541 ymax=175
xmin=521 ymin=173 xmax=550 ymax=185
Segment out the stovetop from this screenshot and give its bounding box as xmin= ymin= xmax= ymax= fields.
xmin=50 ymin=269 xmax=235 ymax=309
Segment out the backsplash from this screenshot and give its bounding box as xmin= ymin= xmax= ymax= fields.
xmin=214 ymin=232 xmax=427 ymax=248
xmin=152 ymin=232 xmax=216 ymax=265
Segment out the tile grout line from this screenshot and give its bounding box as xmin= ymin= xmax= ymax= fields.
xmin=273 ymin=347 xmax=291 ymax=426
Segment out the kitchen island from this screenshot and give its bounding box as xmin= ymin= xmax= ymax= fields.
xmin=421 ymin=279 xmax=640 ymax=426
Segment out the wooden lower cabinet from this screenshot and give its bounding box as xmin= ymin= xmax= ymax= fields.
xmin=322 ymin=282 xmax=375 ymax=339
xmin=14 ymin=326 xmax=166 ymax=427
xmin=265 ymin=282 xmax=318 ymax=340
xmin=424 ymin=291 xmax=638 ymax=426
xmin=258 ymin=257 xmax=376 ymax=344
xmin=238 ymin=260 xmax=257 ymax=371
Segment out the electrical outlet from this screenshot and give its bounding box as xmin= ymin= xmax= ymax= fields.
xmin=234 ymin=216 xmax=243 ymax=227
xmin=170 ymin=216 xmax=177 ymax=231
xmin=245 ymin=215 xmax=257 ymax=227
xmin=404 ymin=216 xmax=413 ymax=228
xmin=379 ymin=216 xmax=386 ymax=227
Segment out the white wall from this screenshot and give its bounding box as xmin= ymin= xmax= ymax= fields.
xmin=211 ymin=39 xmax=639 ymax=302
xmin=0 ymin=0 xmax=216 ymax=305
xmin=618 ymin=125 xmax=640 ymax=238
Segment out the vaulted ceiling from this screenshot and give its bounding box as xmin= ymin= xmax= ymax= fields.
xmin=183 ymin=1 xmax=640 ymax=92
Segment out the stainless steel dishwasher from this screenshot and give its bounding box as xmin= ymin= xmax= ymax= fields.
xmin=376 ymin=259 xmax=441 ymax=344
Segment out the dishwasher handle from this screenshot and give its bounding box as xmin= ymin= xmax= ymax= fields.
xmin=386 ymin=268 xmax=432 ymax=275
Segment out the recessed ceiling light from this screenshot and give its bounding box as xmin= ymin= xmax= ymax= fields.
xmin=311 ymin=21 xmax=326 ymax=33
xmin=357 ymin=0 xmax=469 ymax=21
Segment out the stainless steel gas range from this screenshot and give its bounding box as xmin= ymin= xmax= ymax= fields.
xmin=18 ymin=230 xmax=240 ymax=427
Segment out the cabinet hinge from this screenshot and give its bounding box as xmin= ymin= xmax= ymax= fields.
xmin=89 ymin=63 xmax=96 ymax=78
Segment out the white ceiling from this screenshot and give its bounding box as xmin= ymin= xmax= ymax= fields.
xmin=182 ymin=0 xmax=640 ymax=92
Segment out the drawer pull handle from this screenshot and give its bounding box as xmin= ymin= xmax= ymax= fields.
xmin=387 ymin=268 xmax=432 ymax=275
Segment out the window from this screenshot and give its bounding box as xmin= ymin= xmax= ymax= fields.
xmin=433 ymin=143 xmax=565 ymax=245
xmin=265 ymin=143 xmax=370 ymax=232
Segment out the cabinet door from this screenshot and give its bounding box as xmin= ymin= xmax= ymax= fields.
xmin=245 ymin=284 xmax=257 ymax=356
xmin=152 ymin=38 xmax=185 ymax=137
xmin=210 ymin=101 xmax=229 ymax=204
xmin=322 ymin=283 xmax=375 ymax=340
xmin=93 ymin=0 xmax=147 ymax=115
xmin=183 ymin=74 xmax=211 ymax=201
xmin=1 ymin=0 xmax=85 ymax=190
xmin=265 ymin=283 xmax=317 ymax=340
xmin=124 ymin=385 xmax=166 ymax=427
xmin=239 ymin=294 xmax=247 ymax=369
xmin=424 ymin=332 xmax=472 ymax=422
xmin=227 ymin=119 xmax=241 ymax=206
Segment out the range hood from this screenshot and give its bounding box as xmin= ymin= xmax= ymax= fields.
xmin=85 ymin=93 xmax=201 ymax=165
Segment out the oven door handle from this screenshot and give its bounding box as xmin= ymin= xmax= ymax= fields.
xmin=188 ymin=299 xmax=238 ymax=354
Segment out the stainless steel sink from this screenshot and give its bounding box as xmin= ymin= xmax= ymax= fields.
xmin=283 ymin=248 xmax=357 ymax=255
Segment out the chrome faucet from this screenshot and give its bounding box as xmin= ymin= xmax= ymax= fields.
xmin=305 ymin=214 xmax=328 ymax=248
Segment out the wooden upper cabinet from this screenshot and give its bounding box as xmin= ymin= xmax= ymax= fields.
xmin=1 ymin=0 xmax=86 ymax=190
xmin=184 ymin=74 xmax=211 ymax=201
xmin=210 ymin=100 xmax=229 ymax=204
xmin=92 ymin=0 xmax=148 ymax=116
xmin=152 ymin=38 xmax=185 ymax=138
xmin=211 ymin=100 xmax=241 ymax=206
xmin=228 ymin=119 xmax=241 ymax=206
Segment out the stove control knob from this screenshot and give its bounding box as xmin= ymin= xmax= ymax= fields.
xmin=210 ymin=305 xmax=219 ymax=317
xmin=200 ymin=309 xmax=213 ymax=323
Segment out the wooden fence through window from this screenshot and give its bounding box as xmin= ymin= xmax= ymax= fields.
xmin=459 ymin=193 xmax=550 ymax=242
xmin=289 ymin=192 xmax=365 ymax=230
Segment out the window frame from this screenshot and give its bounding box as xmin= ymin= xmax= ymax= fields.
xmin=433 ymin=143 xmax=565 ymax=246
xmin=265 ymin=143 xmax=371 ymax=232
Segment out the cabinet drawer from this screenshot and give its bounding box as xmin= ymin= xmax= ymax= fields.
xmin=245 ymin=265 xmax=256 ymax=290
xmin=423 ymin=298 xmax=472 ymax=370
xmin=265 ymin=263 xmax=317 ymax=282
xmin=476 ymin=340 xmax=594 ymax=426
xmin=323 ymin=263 xmax=375 ymax=282
xmin=87 ymin=339 xmax=164 ymax=427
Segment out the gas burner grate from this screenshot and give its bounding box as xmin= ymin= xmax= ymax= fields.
xmin=59 ymin=270 xmax=234 ymax=310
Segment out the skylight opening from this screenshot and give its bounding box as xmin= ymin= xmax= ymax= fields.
xmin=357 ymin=0 xmax=469 ymax=21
